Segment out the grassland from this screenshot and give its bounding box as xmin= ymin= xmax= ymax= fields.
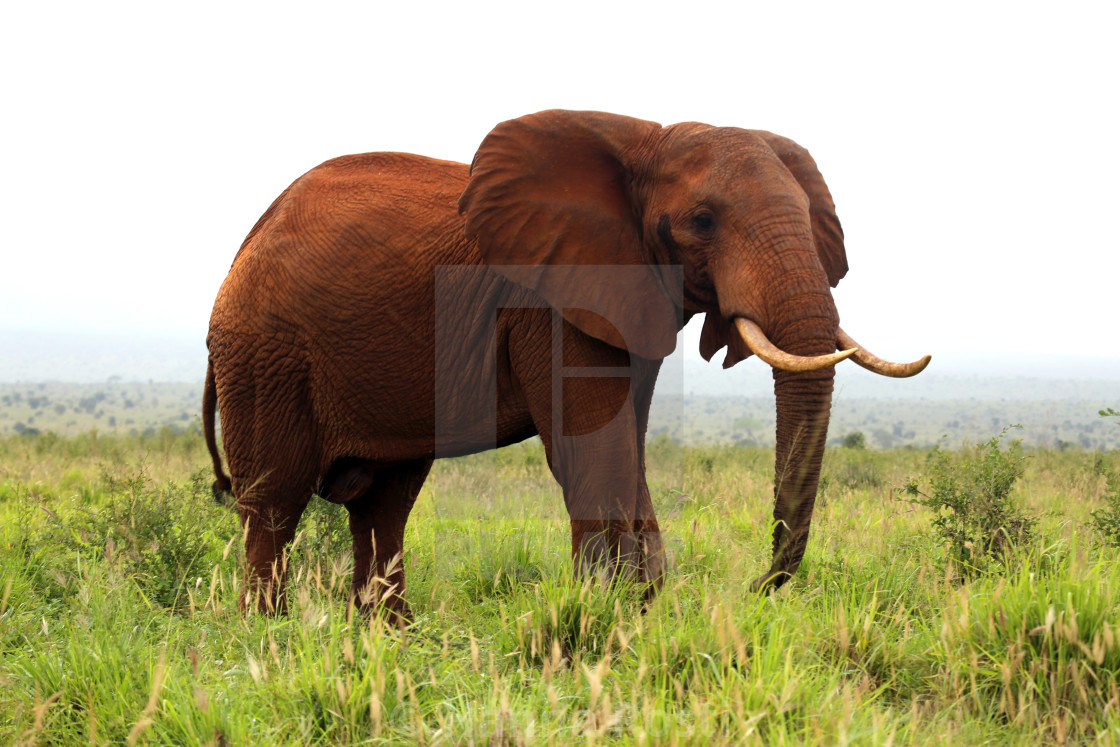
xmin=0 ymin=382 xmax=203 ymax=438
xmin=4 ymin=382 xmax=1118 ymax=451
xmin=2 ymin=429 xmax=1120 ymax=745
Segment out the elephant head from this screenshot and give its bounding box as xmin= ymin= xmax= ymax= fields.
xmin=459 ymin=110 xmax=927 ymax=590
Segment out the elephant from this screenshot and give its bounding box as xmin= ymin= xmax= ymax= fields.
xmin=203 ymin=109 xmax=929 ymax=617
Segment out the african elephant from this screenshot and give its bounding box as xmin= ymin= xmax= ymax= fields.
xmin=203 ymin=109 xmax=928 ymax=616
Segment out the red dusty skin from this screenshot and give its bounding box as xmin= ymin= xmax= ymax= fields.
xmin=204 ymin=109 xmax=929 ymax=615
xmin=752 ymin=319 xmax=839 ymax=592
xmin=716 ymin=232 xmax=845 ymax=592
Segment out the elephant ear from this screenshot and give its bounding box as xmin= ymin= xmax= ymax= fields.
xmin=751 ymin=131 xmax=849 ymax=287
xmin=459 ymin=110 xmax=680 ymax=360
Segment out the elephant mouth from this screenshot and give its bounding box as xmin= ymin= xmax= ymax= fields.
xmin=733 ymin=317 xmax=931 ymax=377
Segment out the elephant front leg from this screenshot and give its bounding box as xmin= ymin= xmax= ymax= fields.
xmin=569 ymin=498 xmax=664 ymax=596
xmin=344 ymin=459 xmax=432 ymax=623
xmin=511 ymin=318 xmax=666 ymax=596
xmin=541 ymin=378 xmax=666 ymax=594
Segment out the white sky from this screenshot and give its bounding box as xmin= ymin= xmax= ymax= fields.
xmin=2 ymin=1 xmax=1118 ymax=362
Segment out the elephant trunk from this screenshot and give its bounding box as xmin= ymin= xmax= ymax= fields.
xmin=752 ymin=290 xmax=839 ymax=592
xmin=710 ymin=221 xmax=845 ymax=591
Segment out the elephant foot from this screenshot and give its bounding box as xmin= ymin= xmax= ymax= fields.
xmin=354 ymin=598 xmax=412 ymax=630
xmin=572 ymin=523 xmax=666 ymax=600
xmin=749 ymin=569 xmax=792 ymax=595
xmin=348 ymin=600 xmax=411 ymax=627
xmin=351 ymin=579 xmax=413 ymax=628
xmin=383 ymin=601 xmax=413 ymax=629
xmin=240 ymin=556 xmax=291 ymax=615
xmin=239 ymin=580 xmax=288 ymax=615
xmin=640 ymin=530 xmax=666 ymax=601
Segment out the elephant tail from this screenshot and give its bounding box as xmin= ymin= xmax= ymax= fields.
xmin=203 ymin=359 xmax=233 ymax=501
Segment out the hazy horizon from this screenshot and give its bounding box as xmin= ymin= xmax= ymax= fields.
xmin=3 ymin=326 xmax=1120 ymax=390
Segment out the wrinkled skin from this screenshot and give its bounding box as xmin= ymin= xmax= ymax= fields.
xmin=206 ymin=110 xmax=879 ymax=617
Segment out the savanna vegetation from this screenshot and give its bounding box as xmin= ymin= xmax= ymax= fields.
xmin=4 ymin=382 xmax=1119 ymax=451
xmin=0 ymin=382 xmax=203 ymax=438
xmin=2 ymin=426 xmax=1119 ymax=744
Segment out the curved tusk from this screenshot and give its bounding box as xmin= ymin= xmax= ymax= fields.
xmin=837 ymin=328 xmax=931 ymax=378
xmin=734 ymin=318 xmax=857 ymax=372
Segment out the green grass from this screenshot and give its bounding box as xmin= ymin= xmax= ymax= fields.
xmin=2 ymin=431 xmax=1119 ymax=744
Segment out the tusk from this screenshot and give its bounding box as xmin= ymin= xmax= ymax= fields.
xmin=837 ymin=328 xmax=931 ymax=378
xmin=734 ymin=318 xmax=857 ymax=372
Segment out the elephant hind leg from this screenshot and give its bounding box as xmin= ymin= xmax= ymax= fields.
xmin=215 ymin=347 xmax=319 ymax=614
xmin=344 ymin=458 xmax=433 ymax=623
xmin=239 ymin=490 xmax=313 ymax=613
xmin=233 ymin=443 xmax=318 ymax=613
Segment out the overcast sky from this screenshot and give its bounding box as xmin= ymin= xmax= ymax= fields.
xmin=3 ymin=1 xmax=1117 ymax=365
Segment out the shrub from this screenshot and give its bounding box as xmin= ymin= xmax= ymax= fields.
xmin=827 ymin=450 xmax=883 ymax=490
xmin=903 ymin=428 xmax=1034 ymax=574
xmin=40 ymin=468 xmax=237 ymax=609
xmin=1088 ymin=472 xmax=1120 ymax=548
xmin=841 ymin=431 xmax=866 ymax=450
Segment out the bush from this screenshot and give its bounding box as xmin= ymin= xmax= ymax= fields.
xmin=39 ymin=468 xmax=238 ymax=609
xmin=841 ymin=431 xmax=866 ymax=450
xmin=903 ymin=428 xmax=1035 ymax=575
xmin=1087 ymin=407 xmax=1120 ymax=547
xmin=1088 ymin=472 xmax=1120 ymax=548
xmin=826 ymin=449 xmax=884 ymax=490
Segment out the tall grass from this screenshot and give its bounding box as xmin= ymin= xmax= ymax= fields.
xmin=1 ymin=430 xmax=1118 ymax=744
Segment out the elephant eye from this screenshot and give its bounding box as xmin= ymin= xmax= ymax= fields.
xmin=691 ymin=212 xmax=716 ymax=234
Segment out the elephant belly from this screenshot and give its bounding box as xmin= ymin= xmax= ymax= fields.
xmin=306 ymin=319 xmax=536 ymax=465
